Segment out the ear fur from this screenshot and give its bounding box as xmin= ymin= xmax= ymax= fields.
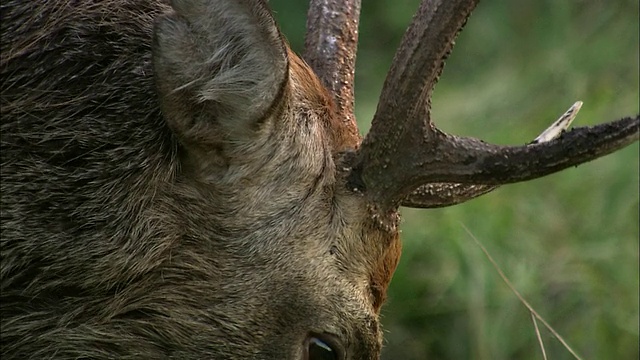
xmin=153 ymin=0 xmax=288 ymax=147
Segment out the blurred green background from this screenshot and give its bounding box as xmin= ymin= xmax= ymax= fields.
xmin=270 ymin=0 xmax=639 ymax=359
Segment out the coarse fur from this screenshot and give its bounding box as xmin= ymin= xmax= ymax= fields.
xmin=0 ymin=0 xmax=401 ymax=358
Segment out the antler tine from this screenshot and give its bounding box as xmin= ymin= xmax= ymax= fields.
xmin=360 ymin=110 xmax=638 ymax=217
xmin=347 ymin=0 xmax=639 ymax=224
xmin=304 ymin=0 xmax=361 ymax=146
xmin=410 ymin=114 xmax=637 ymax=189
xmin=402 ymin=101 xmax=585 ymax=208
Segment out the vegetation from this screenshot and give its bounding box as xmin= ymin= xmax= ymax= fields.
xmin=271 ymin=0 xmax=639 ymax=358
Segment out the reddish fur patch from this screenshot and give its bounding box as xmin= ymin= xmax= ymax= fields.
xmin=369 ymin=230 xmax=402 ymax=312
xmin=288 ymin=50 xmax=360 ymax=153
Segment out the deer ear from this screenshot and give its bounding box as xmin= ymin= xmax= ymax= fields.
xmin=153 ymin=0 xmax=288 ymax=147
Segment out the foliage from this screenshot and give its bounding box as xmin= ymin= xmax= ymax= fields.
xmin=271 ymin=0 xmax=639 ymax=358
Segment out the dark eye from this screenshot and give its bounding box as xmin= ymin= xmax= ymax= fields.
xmin=305 ymin=334 xmax=342 ymax=360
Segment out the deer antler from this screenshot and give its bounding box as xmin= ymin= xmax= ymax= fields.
xmin=401 ymin=101 xmax=586 ymax=208
xmin=304 ymin=0 xmax=362 ymax=148
xmin=305 ymin=0 xmax=640 ymax=227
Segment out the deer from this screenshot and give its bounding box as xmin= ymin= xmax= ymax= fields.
xmin=1 ymin=0 xmax=637 ymax=358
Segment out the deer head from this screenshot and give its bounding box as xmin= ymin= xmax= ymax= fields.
xmin=1 ymin=0 xmax=637 ymax=359
xmin=138 ymin=0 xmax=640 ymax=356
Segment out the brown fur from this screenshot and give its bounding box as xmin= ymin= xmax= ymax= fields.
xmin=0 ymin=0 xmax=400 ymax=359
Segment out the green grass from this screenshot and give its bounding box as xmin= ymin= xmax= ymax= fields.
xmin=271 ymin=0 xmax=639 ymax=358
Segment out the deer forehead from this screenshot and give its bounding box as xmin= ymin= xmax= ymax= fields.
xmin=281 ymin=50 xmax=401 ymax=309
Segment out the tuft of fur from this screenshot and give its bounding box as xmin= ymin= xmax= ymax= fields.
xmin=0 ymin=1 xmax=400 ymax=359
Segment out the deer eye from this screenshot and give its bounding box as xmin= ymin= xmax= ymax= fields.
xmin=305 ymin=334 xmax=342 ymax=360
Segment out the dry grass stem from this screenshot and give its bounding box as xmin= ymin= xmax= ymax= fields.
xmin=460 ymin=223 xmax=585 ymax=360
xmin=531 ymin=312 xmax=548 ymax=360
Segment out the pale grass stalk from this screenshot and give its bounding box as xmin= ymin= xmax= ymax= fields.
xmin=531 ymin=312 xmax=548 ymax=360
xmin=460 ymin=223 xmax=584 ymax=360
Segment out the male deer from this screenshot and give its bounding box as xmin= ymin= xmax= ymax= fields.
xmin=1 ymin=0 xmax=637 ymax=359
